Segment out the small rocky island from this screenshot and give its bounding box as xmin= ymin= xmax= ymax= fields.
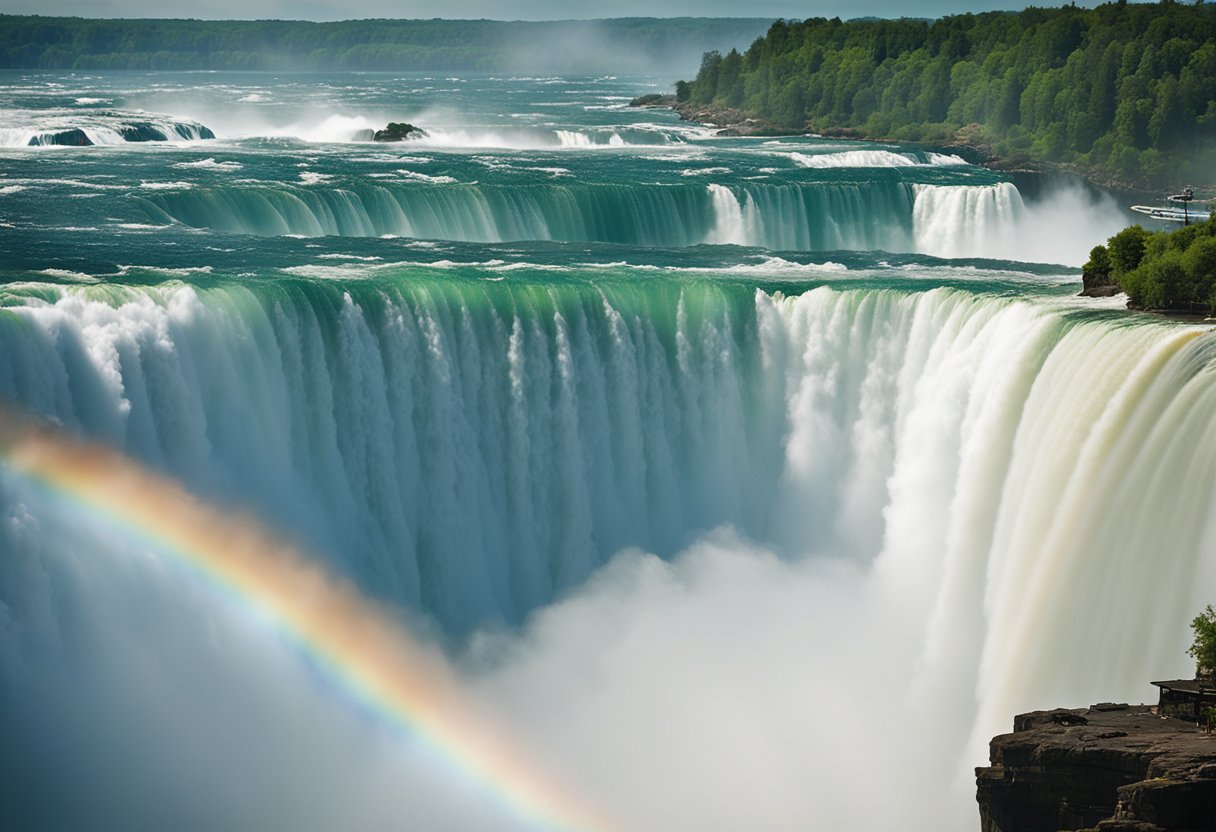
xmin=353 ymin=122 xmax=428 ymax=142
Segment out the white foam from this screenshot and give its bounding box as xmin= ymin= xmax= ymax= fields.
xmin=173 ymin=158 xmax=244 ymax=172
xmin=139 ymin=181 xmax=195 ymax=190
xmin=789 ymin=149 xmax=923 ymax=168
xmin=396 ymin=170 xmax=458 ymax=185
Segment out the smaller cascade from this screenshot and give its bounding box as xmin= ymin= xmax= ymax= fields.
xmin=30 ymin=128 xmax=93 ymax=146
xmin=117 ymin=121 xmax=216 ymax=142
xmin=911 ymin=182 xmax=1023 ymax=259
xmin=13 ymin=111 xmax=217 ymax=147
xmin=556 ymin=130 xmax=594 ymax=147
xmin=705 ymin=184 xmax=749 ymax=245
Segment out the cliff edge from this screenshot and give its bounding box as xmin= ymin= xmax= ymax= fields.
xmin=977 ymin=703 xmax=1216 ymax=832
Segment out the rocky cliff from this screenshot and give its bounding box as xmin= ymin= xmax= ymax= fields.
xmin=977 ymin=704 xmax=1216 ymax=832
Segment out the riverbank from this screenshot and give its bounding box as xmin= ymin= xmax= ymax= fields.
xmin=629 ymin=96 xmax=1179 ymax=193
xmin=630 ymin=95 xmax=802 ymax=138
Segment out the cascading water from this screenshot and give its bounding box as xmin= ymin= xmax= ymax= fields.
xmin=128 ymin=179 xmax=1108 ymax=260
xmin=135 ymin=180 xmax=939 ymax=251
xmin=912 ymin=182 xmax=1024 ymax=258
xmin=3 ymin=275 xmax=1213 ymax=643
xmin=2 ymin=273 xmax=1214 ymax=829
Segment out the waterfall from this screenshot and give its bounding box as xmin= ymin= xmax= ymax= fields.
xmin=3 ymin=276 xmax=1214 ymax=829
xmin=912 ymin=182 xmax=1024 ymax=259
xmin=2 ymin=278 xmax=1212 ymax=638
xmin=137 ymin=180 xmax=931 ymax=251
xmin=705 ymin=183 xmax=747 ymax=244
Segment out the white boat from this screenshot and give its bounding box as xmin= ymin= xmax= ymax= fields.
xmin=1130 ymin=204 xmax=1201 ymax=223
xmin=1132 ymin=188 xmax=1207 ymax=224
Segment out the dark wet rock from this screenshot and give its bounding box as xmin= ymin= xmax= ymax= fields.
xmin=628 ymin=93 xmax=674 ymax=107
xmin=117 ymin=120 xmax=213 ymax=142
xmin=117 ymin=122 xmax=170 ymax=142
xmin=373 ymin=122 xmax=427 ymax=142
xmin=1081 ymin=268 xmax=1121 ymax=297
xmin=977 ymin=703 xmax=1216 ymax=832
xmin=627 ymin=95 xmax=804 ymax=136
xmin=180 ymin=122 xmax=215 ymax=140
xmin=28 ymin=120 xmax=213 ymax=146
xmin=29 ymin=128 xmax=92 ymax=146
xmin=113 ymin=120 xmax=214 ymax=142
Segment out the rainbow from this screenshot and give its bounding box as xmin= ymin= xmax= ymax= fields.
xmin=0 ymin=409 xmax=621 ymax=832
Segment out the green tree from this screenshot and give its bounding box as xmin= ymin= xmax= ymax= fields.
xmin=1108 ymin=224 xmax=1152 ymax=274
xmin=1084 ymin=244 xmax=1112 ymax=278
xmin=674 ymin=3 xmax=1216 ymax=189
xmin=1189 ymin=604 xmax=1216 ymax=676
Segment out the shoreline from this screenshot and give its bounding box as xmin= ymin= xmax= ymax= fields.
xmin=630 ymin=96 xmax=1173 ymax=193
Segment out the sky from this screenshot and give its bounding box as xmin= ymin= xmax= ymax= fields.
xmin=0 ymin=0 xmax=1128 ymax=22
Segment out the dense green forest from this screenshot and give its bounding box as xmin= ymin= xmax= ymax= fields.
xmin=1086 ymin=211 xmax=1216 ymax=312
xmin=0 ymin=16 xmax=771 ymax=75
xmin=682 ymin=2 xmax=1216 ymax=188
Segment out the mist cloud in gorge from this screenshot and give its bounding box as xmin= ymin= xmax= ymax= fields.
xmin=1 ymin=457 xmax=982 ymax=832
xmin=0 ymin=476 xmax=536 ymax=832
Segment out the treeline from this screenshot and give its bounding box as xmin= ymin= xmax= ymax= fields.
xmin=0 ymin=16 xmax=771 ymax=75
xmin=681 ymin=2 xmax=1216 ymax=188
xmin=1086 ymin=212 xmax=1216 ymax=313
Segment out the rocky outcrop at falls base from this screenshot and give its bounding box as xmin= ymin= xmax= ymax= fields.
xmin=977 ymin=703 xmax=1216 ymax=832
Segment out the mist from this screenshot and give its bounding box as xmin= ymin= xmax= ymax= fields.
xmin=0 ymin=463 xmax=985 ymax=832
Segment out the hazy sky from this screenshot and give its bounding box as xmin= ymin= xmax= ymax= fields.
xmin=0 ymin=0 xmax=1127 ymax=22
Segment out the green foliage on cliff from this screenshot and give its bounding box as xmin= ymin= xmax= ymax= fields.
xmin=1190 ymin=605 xmax=1216 ymax=675
xmin=1087 ymin=211 xmax=1216 ymax=312
xmin=682 ymin=2 xmax=1216 ymax=188
xmin=0 ymin=16 xmax=771 ymax=74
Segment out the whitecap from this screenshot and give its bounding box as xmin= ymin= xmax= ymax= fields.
xmin=396 ymin=170 xmax=458 ymax=184
xmin=681 ymin=167 xmax=733 ymax=177
xmin=172 ymin=158 xmax=244 ymax=172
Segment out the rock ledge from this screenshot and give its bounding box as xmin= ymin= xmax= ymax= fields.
xmin=977 ymin=704 xmax=1216 ymax=832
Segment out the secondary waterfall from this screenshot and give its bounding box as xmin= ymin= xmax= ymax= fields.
xmin=134 ymin=180 xmax=1042 ymax=254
